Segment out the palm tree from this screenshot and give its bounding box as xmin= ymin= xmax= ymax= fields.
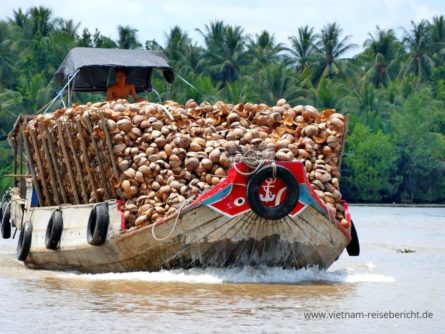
xmin=246 ymin=30 xmax=283 ymax=69
xmin=179 ymin=44 xmax=204 ymax=75
xmin=164 ymin=26 xmax=192 ymax=67
xmin=286 ymin=26 xmax=317 ymax=73
xmin=55 ymin=18 xmax=80 ymax=36
xmin=0 ymin=90 xmax=23 ymax=135
xmin=196 ymin=20 xmax=225 ymax=50
xmin=9 ymin=8 xmax=27 ymax=26
xmin=361 ymin=27 xmax=403 ymax=88
xmin=429 ymin=15 xmax=445 ymax=66
xmin=117 ymin=25 xmax=142 ymax=49
xmin=49 ymin=19 xmax=80 ymax=73
xmin=93 ymin=29 xmax=116 ymax=48
xmin=257 ymin=63 xmax=298 ymax=105
xmin=430 ymin=15 xmax=445 ymax=43
xmin=311 ymin=22 xmax=357 ymax=85
xmin=197 ymin=21 xmax=247 ymax=87
xmin=0 ymin=22 xmax=14 ymax=86
xmin=28 ymin=6 xmax=54 ymax=37
xmin=399 ymin=20 xmax=435 ymax=83
xmin=343 ymin=81 xmax=396 ymax=131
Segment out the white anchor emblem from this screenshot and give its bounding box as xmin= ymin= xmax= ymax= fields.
xmin=260 ymin=178 xmax=276 ymax=202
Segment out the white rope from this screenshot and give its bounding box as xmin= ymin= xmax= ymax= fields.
xmin=175 ymin=73 xmax=202 ymax=95
xmin=271 ymin=161 xmax=277 ymax=179
xmin=232 ymin=150 xmax=271 ymax=176
xmin=151 ymin=197 xmax=193 ymax=241
xmin=233 ymin=160 xmax=265 ymax=176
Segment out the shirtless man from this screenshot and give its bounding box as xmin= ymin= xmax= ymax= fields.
xmin=106 ymin=68 xmax=144 ymax=102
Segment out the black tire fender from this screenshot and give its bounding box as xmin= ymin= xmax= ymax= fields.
xmin=246 ymin=165 xmax=300 ymax=220
xmin=17 ymin=221 xmax=33 ymax=261
xmin=1 ymin=202 xmax=11 ymax=239
xmin=346 ymin=220 xmax=360 ymax=256
xmin=87 ymin=203 xmax=109 ymax=246
xmin=45 ymin=210 xmax=63 ymax=250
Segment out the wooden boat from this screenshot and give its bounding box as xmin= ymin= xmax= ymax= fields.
xmin=3 ymin=159 xmax=357 ymax=273
xmin=0 ymin=48 xmax=359 ymax=273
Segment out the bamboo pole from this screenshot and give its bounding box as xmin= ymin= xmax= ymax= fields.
xmin=19 ymin=131 xmax=24 ymax=175
xmin=21 ymin=128 xmax=44 ymax=207
xmin=76 ymin=119 xmax=99 ymax=202
xmin=12 ymin=141 xmax=17 ymax=186
xmin=18 ymin=130 xmax=26 ymax=196
xmin=99 ymin=112 xmax=122 ymax=199
xmin=63 ymin=122 xmax=89 ymax=203
xmin=83 ymin=113 xmax=113 ymax=199
xmin=29 ymin=130 xmax=52 ymax=205
xmin=42 ymin=125 xmax=69 ymax=204
xmin=4 ymin=174 xmax=32 ymax=178
xmin=57 ymin=120 xmax=80 ymax=204
xmin=38 ymin=123 xmax=61 ymax=205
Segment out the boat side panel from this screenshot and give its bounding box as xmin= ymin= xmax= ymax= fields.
xmin=25 ymin=205 xmax=348 ymax=273
xmin=26 ymin=201 xmax=122 ymax=267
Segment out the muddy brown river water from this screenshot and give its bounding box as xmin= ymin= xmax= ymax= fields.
xmin=0 ymin=206 xmax=444 ymax=333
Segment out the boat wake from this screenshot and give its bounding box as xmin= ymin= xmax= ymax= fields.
xmin=61 ymin=263 xmax=395 ymax=285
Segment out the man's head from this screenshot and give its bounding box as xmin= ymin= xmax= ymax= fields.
xmin=115 ymin=68 xmax=127 ymax=84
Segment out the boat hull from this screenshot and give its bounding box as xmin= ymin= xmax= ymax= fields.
xmin=6 ymin=161 xmax=352 ymax=273
xmin=24 ymin=202 xmax=348 ymax=273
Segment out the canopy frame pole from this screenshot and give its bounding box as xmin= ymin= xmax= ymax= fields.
xmin=67 ymin=79 xmax=70 ymax=106
xmin=43 ymin=69 xmax=80 ymax=114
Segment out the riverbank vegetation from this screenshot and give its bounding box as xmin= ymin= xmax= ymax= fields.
xmin=0 ymin=6 xmax=444 ymax=203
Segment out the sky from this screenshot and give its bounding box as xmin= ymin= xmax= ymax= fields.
xmin=1 ymin=0 xmax=444 ymax=54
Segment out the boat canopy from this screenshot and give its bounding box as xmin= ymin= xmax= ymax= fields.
xmin=54 ymin=47 xmax=175 ymax=92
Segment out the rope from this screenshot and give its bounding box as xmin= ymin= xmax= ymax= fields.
xmin=175 ymin=73 xmax=202 ymax=95
xmin=232 ymin=150 xmax=271 ymax=176
xmin=271 ymin=161 xmax=277 ymax=179
xmin=151 ymin=197 xmax=193 ymax=241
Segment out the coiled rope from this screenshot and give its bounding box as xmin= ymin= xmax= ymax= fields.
xmin=232 ymin=150 xmax=277 ymax=178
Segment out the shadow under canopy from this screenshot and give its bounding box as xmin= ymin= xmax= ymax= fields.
xmin=54 ymin=47 xmax=175 ymax=93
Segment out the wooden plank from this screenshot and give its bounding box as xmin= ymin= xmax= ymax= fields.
xmin=83 ymin=113 xmax=113 ymax=199
xmin=37 ymin=123 xmax=61 ymax=205
xmin=29 ymin=128 xmax=51 ymax=206
xmin=63 ymin=122 xmax=89 ymax=203
xmin=57 ymin=121 xmax=80 ymax=204
xmin=99 ymin=112 xmax=122 ymax=199
xmin=336 ymin=115 xmax=349 ymax=176
xmin=75 ymin=119 xmax=98 ymax=202
xmin=21 ymin=127 xmax=44 ymax=206
xmin=42 ymin=125 xmax=69 ymax=204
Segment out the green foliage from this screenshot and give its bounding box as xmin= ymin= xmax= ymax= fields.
xmin=342 ymin=123 xmax=400 ymax=202
xmin=391 ymin=88 xmax=445 ymax=202
xmin=0 ymin=142 xmax=13 ymax=195
xmin=0 ymin=6 xmax=444 ymax=203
